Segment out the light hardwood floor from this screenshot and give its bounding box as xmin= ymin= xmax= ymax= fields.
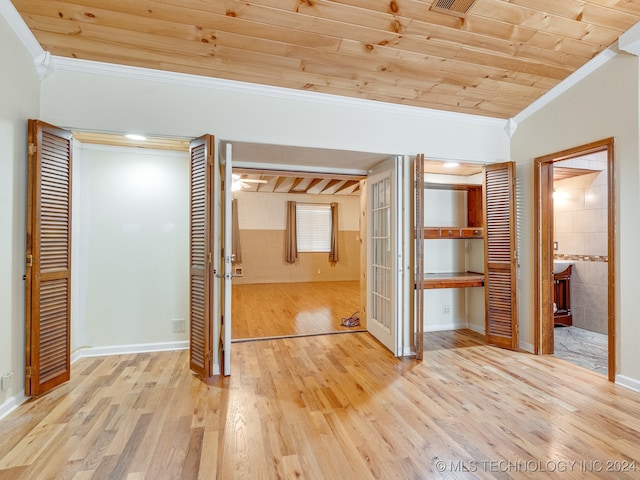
xmin=1 ymin=330 xmax=639 ymax=479
xmin=232 ymin=281 xmax=362 ymax=340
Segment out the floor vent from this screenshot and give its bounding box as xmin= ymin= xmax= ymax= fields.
xmin=430 ymin=0 xmax=477 ymax=17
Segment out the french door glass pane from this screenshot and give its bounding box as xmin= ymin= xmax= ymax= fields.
xmin=371 ymin=176 xmax=391 ymax=329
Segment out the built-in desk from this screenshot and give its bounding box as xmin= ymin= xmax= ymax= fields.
xmin=422 ymin=272 xmax=485 ymax=289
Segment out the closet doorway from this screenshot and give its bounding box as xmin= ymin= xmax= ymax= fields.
xmin=413 ymin=156 xmax=519 ymax=359
xmin=534 ymin=138 xmax=615 ymax=381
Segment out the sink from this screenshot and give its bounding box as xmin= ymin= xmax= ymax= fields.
xmin=553 ymin=261 xmax=574 ymax=274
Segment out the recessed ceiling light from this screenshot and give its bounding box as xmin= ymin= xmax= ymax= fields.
xmin=443 ymin=162 xmax=460 ymax=168
xmin=125 ymin=134 xmax=147 ymax=141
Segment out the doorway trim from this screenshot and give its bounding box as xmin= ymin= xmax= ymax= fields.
xmin=534 ymin=138 xmax=615 ymax=381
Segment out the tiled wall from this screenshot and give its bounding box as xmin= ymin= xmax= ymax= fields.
xmin=553 ymin=152 xmax=608 ymax=334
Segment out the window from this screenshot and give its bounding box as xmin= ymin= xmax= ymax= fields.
xmin=296 ymin=203 xmax=332 ymax=252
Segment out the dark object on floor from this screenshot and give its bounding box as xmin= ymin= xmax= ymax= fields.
xmin=341 ymin=311 xmax=360 ymax=327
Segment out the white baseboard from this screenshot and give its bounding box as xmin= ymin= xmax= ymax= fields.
xmin=466 ymin=323 xmax=485 ymax=336
xmin=71 ymin=340 xmax=189 ymax=363
xmin=424 ymin=322 xmax=534 ymax=353
xmin=615 ymin=374 xmax=640 ymax=392
xmin=402 ymin=345 xmax=416 ymax=357
xmin=0 ymin=392 xmax=28 ymax=421
xmin=424 ymin=321 xmax=467 ymax=332
xmin=519 ymin=341 xmax=535 ymax=353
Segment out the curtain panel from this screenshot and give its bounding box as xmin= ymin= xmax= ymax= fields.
xmin=285 ymin=200 xmax=297 ymax=264
xmin=329 ymin=202 xmax=339 ymax=263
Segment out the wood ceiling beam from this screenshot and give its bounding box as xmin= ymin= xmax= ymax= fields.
xmin=233 ymin=168 xmax=366 ymax=181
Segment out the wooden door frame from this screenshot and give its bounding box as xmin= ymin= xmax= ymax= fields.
xmin=534 ymin=138 xmax=615 ymax=381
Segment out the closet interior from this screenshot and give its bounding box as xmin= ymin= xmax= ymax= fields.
xmin=420 ymin=165 xmax=486 ymax=335
xmin=415 ymin=158 xmax=518 ymax=355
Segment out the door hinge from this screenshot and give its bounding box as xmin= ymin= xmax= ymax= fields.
xmin=26 ymin=254 xmax=33 ymax=268
xmin=28 ymin=143 xmax=36 ymax=155
xmin=26 ymin=366 xmax=32 ymax=379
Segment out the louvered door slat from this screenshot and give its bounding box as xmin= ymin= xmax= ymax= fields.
xmin=26 ymin=120 xmax=73 ymax=397
xmin=484 ymin=162 xmax=518 ymax=350
xmin=189 ymin=135 xmax=214 ymax=378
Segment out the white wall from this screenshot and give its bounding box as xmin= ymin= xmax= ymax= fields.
xmin=0 ymin=14 xmax=40 ymax=414
xmin=511 ymin=49 xmax=640 ymax=384
xmin=39 ymin=62 xmax=511 ymax=165
xmin=74 ymin=144 xmax=190 ymax=348
xmin=36 ymin=59 xmax=510 ymax=368
xmin=423 ymin=187 xmax=485 ymax=332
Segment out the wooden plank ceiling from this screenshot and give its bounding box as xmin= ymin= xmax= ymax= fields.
xmin=12 ymin=0 xmax=640 ymax=119
xmin=232 ymin=168 xmax=364 ymax=195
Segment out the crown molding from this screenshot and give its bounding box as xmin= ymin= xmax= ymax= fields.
xmin=619 ymin=21 xmax=640 ymax=56
xmin=0 ymin=0 xmax=42 ymax=58
xmin=51 ymin=56 xmax=506 ymax=128
xmin=510 ymin=46 xmax=618 ymax=132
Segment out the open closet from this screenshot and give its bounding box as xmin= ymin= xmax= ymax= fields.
xmin=414 ymin=156 xmax=519 ymax=359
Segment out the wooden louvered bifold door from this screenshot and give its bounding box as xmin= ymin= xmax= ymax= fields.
xmin=414 ymin=154 xmax=424 ymax=360
xmin=189 ymin=135 xmax=214 ymax=378
xmin=483 ymin=162 xmax=519 ymax=350
xmin=25 ymin=120 xmax=73 ymax=396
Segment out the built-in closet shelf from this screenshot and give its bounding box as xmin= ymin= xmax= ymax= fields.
xmin=422 ymin=271 xmax=485 ymax=289
xmin=422 ymin=227 xmax=484 ymax=239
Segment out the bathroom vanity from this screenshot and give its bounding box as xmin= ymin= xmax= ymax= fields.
xmin=553 ymin=262 xmax=573 ymax=326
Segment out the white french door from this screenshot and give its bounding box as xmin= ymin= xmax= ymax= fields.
xmin=211 ymin=143 xmax=233 ymax=376
xmin=221 ymin=143 xmax=233 ymax=375
xmin=367 ymin=157 xmax=403 ymax=355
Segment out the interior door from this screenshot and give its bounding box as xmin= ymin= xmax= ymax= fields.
xmin=221 ymin=143 xmax=233 ymax=376
xmin=25 ymin=120 xmax=73 ymax=396
xmin=189 ymin=135 xmax=215 ymax=378
xmin=367 ymin=157 xmax=402 ymax=355
xmin=483 ymin=161 xmax=519 ymax=350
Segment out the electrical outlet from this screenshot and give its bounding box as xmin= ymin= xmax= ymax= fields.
xmin=443 ymin=305 xmax=451 ymax=315
xmin=1 ymin=371 xmax=14 ymax=391
xmin=172 ymin=318 xmax=185 ymax=333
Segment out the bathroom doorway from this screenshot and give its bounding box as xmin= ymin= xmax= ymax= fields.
xmin=534 ymin=138 xmax=615 ymax=381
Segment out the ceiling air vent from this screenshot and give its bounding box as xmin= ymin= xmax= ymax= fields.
xmin=430 ymin=0 xmax=477 ymax=17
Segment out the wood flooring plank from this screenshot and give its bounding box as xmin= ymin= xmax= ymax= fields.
xmin=1 ymin=331 xmax=640 ymax=478
xmin=232 ymin=281 xmax=362 ymax=340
